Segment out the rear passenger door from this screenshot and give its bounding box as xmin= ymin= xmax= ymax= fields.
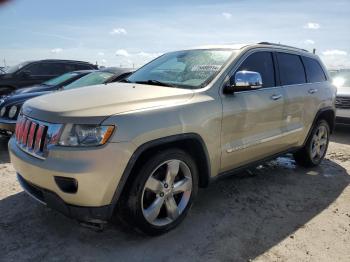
xmin=275 ymin=52 xmax=312 ymax=147
xmin=301 ymin=56 xmax=328 ymax=130
xmin=220 ymin=51 xmax=286 ymax=171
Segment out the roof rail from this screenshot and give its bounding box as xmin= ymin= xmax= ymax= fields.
xmin=258 ymin=42 xmax=309 ymax=53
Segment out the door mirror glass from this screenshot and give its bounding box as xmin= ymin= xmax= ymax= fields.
xmin=234 ymin=70 xmax=262 ymax=89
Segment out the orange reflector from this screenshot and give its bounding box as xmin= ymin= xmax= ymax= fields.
xmin=101 ymin=126 xmax=115 ymax=145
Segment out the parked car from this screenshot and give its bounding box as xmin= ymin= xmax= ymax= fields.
xmin=9 ymin=43 xmax=336 ymax=235
xmin=12 ymin=70 xmax=94 ymax=95
xmin=0 ymin=68 xmax=133 ymax=135
xmin=0 ymin=59 xmax=98 ymax=96
xmin=329 ymin=69 xmax=350 ymax=124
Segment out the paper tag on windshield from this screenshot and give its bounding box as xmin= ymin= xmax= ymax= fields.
xmin=191 ymin=65 xmax=221 ymax=72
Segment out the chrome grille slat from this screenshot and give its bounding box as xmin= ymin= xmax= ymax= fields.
xmin=336 ymin=96 xmax=350 ymax=109
xmin=15 ymin=115 xmax=62 ymax=160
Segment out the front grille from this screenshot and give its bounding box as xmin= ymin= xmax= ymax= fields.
xmin=15 ymin=115 xmax=62 ymax=159
xmin=336 ymin=96 xmax=350 ymax=109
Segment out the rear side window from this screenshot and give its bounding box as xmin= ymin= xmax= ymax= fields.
xmin=302 ymin=56 xmax=326 ymax=83
xmin=276 ymin=53 xmax=306 ymax=85
xmin=237 ymin=51 xmax=275 ymax=88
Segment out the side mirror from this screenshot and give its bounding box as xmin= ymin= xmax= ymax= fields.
xmin=224 ymin=71 xmax=263 ymax=94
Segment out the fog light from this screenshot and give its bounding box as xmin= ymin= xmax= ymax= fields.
xmin=8 ymin=105 xmax=17 ymax=119
xmin=54 ymin=176 xmax=78 ymax=194
xmin=0 ymin=107 xmax=6 ymax=117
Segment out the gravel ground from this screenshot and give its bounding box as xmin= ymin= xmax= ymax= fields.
xmin=0 ymin=126 xmax=350 ymax=262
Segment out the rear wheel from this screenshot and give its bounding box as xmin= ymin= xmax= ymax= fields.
xmin=293 ymin=120 xmax=330 ymax=167
xmin=120 ymin=149 xmax=198 ymax=235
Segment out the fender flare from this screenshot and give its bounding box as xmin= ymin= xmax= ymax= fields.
xmin=303 ymin=106 xmax=335 ymax=146
xmin=108 ymin=133 xmax=211 ymax=216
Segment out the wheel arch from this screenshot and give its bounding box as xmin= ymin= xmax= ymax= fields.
xmin=314 ymin=107 xmax=335 ymax=134
xmin=109 ymin=133 xmax=211 ymax=214
xmin=304 ymin=107 xmax=335 ymax=146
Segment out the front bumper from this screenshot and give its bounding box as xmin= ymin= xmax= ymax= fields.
xmin=9 ymin=137 xmax=135 ymax=208
xmin=336 ymin=109 xmax=350 ymax=124
xmin=17 ymin=174 xmax=111 ymax=222
xmin=0 ymin=118 xmax=16 ymax=133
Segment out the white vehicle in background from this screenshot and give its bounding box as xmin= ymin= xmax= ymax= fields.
xmin=329 ymin=69 xmax=350 ymax=125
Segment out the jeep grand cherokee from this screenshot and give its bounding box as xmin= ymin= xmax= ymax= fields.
xmin=9 ymin=42 xmax=336 ymax=235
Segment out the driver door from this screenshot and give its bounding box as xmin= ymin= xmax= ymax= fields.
xmin=220 ymin=51 xmax=286 ymax=172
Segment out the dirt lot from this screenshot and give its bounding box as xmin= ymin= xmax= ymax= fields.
xmin=1 ymin=127 xmax=350 ymax=262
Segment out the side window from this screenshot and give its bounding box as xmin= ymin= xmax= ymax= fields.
xmin=48 ymin=63 xmax=67 ymax=75
xmin=61 ymin=64 xmax=76 ymax=73
xmin=276 ymin=53 xmax=306 ymax=85
xmin=74 ymin=64 xmax=94 ymax=70
xmin=302 ymin=56 xmax=326 ymax=83
xmin=237 ymin=51 xmax=275 ymax=88
xmin=23 ymin=63 xmax=55 ymax=75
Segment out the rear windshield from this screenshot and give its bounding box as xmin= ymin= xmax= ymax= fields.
xmin=5 ymin=61 xmax=31 ymax=74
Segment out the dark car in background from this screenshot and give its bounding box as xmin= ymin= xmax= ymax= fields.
xmin=12 ymin=70 xmax=93 ymax=95
xmin=0 ymin=59 xmax=98 ymax=96
xmin=0 ymin=67 xmax=133 ymax=135
xmin=329 ymin=69 xmax=350 ymax=125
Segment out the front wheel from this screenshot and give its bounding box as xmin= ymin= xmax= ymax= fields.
xmin=293 ymin=120 xmax=330 ymax=167
xmin=120 ymin=149 xmax=198 ymax=235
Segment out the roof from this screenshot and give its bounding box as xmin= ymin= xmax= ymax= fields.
xmin=192 ymin=42 xmax=309 ymax=53
xmin=34 ymin=59 xmax=95 ymax=65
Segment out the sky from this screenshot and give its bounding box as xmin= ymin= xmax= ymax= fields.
xmin=0 ymin=0 xmax=349 ymax=69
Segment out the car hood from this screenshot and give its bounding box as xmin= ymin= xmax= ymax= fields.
xmin=1 ymin=91 xmax=52 ymax=107
xmin=23 ymin=83 xmax=195 ymax=124
xmin=337 ymin=86 xmax=350 ymax=97
xmin=13 ymin=84 xmax=57 ymax=94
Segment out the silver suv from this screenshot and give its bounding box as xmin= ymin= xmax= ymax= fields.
xmin=9 ymin=42 xmax=336 ymax=235
xmin=329 ymin=69 xmax=350 ymax=124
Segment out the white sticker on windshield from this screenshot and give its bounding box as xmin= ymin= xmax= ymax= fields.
xmin=191 ymin=65 xmax=221 ymax=72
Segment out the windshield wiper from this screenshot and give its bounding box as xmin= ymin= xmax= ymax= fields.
xmin=134 ymin=80 xmax=177 ymax=88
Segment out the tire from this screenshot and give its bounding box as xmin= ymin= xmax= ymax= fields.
xmin=119 ymin=149 xmax=198 ymax=235
xmin=293 ymin=120 xmax=330 ymax=167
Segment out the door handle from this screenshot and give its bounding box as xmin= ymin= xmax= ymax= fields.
xmin=308 ymin=88 xmax=318 ymax=94
xmin=271 ymin=94 xmax=282 ymax=100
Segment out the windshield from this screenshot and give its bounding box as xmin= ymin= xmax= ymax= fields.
xmin=127 ymin=49 xmax=236 ymax=89
xmin=64 ymin=71 xmax=114 ymax=90
xmin=329 ymin=70 xmax=350 ymax=88
xmin=5 ymin=61 xmax=31 ymax=74
xmin=43 ymin=72 xmax=79 ymax=86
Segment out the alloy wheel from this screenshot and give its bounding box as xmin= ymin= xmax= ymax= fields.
xmin=141 ymin=159 xmax=193 ymax=226
xmin=310 ymin=124 xmax=328 ymax=162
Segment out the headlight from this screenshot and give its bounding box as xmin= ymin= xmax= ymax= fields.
xmin=0 ymin=107 xmax=6 ymax=117
xmin=58 ymin=124 xmax=115 ymax=147
xmin=8 ymin=105 xmax=18 ymax=119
